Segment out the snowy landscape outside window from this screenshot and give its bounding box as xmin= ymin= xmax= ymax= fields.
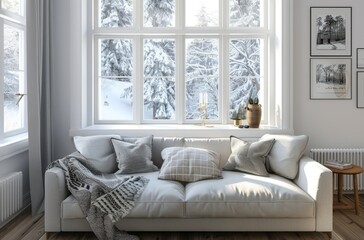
xmin=0 ymin=0 xmax=27 ymax=139
xmin=93 ymin=0 xmax=272 ymax=125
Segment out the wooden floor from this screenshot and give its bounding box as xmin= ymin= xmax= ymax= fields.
xmin=1 ymin=194 xmax=364 ymax=240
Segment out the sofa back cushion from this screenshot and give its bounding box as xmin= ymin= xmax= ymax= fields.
xmin=73 ymin=135 xmax=121 ymax=173
xmin=152 ymin=137 xmax=185 ymax=168
xmin=184 ymin=138 xmax=231 ymax=168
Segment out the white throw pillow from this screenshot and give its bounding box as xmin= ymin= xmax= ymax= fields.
xmin=260 ymin=134 xmax=309 ymax=179
xmin=224 ymin=136 xmax=275 ymax=177
xmin=73 ymin=135 xmax=121 ymax=173
xmin=111 ymin=135 xmax=158 ymax=174
xmin=159 ymin=147 xmax=222 ymax=182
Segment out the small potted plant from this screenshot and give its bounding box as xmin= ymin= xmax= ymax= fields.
xmin=245 ymin=97 xmax=262 ymax=128
xmin=230 ymin=105 xmax=246 ymax=126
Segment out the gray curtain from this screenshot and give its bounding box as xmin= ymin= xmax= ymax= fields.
xmin=27 ymin=0 xmax=52 ymax=215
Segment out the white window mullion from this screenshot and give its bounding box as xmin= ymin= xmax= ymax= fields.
xmin=134 ymin=35 xmax=142 ymax=124
xmin=176 ymin=35 xmax=184 ymax=124
xmin=222 ymin=35 xmax=229 ymax=124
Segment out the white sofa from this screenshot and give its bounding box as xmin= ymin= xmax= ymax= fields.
xmin=44 ymin=137 xmax=333 ymax=234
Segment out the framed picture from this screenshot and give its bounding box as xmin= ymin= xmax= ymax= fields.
xmin=357 ymin=72 xmax=364 ymax=108
xmin=357 ymin=49 xmax=364 ymax=69
xmin=310 ymin=58 xmax=352 ymax=99
xmin=310 ymin=7 xmax=352 ymax=56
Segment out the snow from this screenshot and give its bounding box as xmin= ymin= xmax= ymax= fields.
xmin=99 ymin=79 xmax=133 ymax=120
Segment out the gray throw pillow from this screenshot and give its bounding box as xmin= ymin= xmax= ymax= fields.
xmin=223 ymin=136 xmax=275 ymax=177
xmin=73 ymin=135 xmax=121 ymax=173
xmin=260 ymin=134 xmax=309 ymax=180
xmin=159 ymin=147 xmax=222 ymax=182
xmin=111 ymin=135 xmax=158 ymax=174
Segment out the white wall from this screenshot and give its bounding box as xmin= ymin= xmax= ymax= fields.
xmin=293 ymin=0 xmax=364 ymax=153
xmin=48 ymin=0 xmax=364 ymax=158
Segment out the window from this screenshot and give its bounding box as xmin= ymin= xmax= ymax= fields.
xmin=93 ymin=0 xmax=276 ymax=126
xmin=0 ymin=0 xmax=27 ymax=139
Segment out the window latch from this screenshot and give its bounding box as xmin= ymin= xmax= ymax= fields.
xmin=15 ymin=93 xmax=27 ymax=105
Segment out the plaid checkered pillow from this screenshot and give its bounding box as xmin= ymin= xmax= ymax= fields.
xmin=158 ymin=147 xmax=222 ymax=182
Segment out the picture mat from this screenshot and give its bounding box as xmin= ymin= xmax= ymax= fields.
xmin=357 ymin=49 xmax=364 ymax=69
xmin=310 ymin=7 xmax=352 ymax=56
xmin=357 ymin=72 xmax=364 ymax=108
xmin=310 ymin=58 xmax=352 ymax=99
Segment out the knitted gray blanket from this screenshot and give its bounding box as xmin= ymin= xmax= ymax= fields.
xmin=47 ymin=152 xmax=149 ymax=240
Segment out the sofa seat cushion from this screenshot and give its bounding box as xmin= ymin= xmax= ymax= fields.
xmin=62 ymin=172 xmax=185 ymax=219
xmin=185 ymin=171 xmax=315 ymax=218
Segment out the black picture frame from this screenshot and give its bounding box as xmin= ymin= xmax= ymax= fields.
xmin=310 ymin=7 xmax=352 ymax=57
xmin=310 ymin=58 xmax=352 ymax=100
xmin=357 ymin=71 xmax=364 ymax=108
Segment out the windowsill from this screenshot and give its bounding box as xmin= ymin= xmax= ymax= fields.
xmin=70 ymin=124 xmax=294 ymax=138
xmin=0 ymin=133 xmax=29 ymax=162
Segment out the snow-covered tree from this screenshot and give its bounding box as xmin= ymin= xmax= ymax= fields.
xmin=144 ymin=0 xmax=175 ymax=27
xmin=100 ymin=0 xmax=132 ymax=27
xmin=100 ymin=39 xmax=133 ymax=77
xmin=185 ymin=38 xmax=219 ymax=120
xmin=229 ymin=39 xmax=260 ymax=116
xmin=230 ymin=0 xmax=260 ymax=27
xmin=143 ymin=39 xmax=176 ymax=119
xmin=3 ymin=26 xmax=20 ymax=106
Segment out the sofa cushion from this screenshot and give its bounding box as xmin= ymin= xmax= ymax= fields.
xmin=159 ymin=147 xmax=222 ymax=182
xmin=223 ymin=136 xmax=275 ymax=176
xmin=185 ymin=171 xmax=315 ymax=218
xmin=183 ymin=138 xmax=231 ymax=168
xmin=73 ymin=135 xmax=121 ymax=173
xmin=111 ymin=135 xmax=158 ymax=174
xmin=260 ymin=134 xmax=309 ymax=179
xmin=61 ymin=172 xmax=185 ymax=219
xmin=152 ymin=137 xmax=185 ymax=168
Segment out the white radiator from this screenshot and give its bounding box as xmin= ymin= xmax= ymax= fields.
xmin=0 ymin=172 xmax=23 ymax=224
xmin=310 ymin=148 xmax=364 ymax=191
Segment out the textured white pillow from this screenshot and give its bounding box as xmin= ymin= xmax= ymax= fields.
xmin=73 ymin=135 xmax=121 ymax=173
xmin=224 ymin=136 xmax=275 ymax=176
xmin=159 ymin=147 xmax=222 ymax=182
xmin=260 ymin=134 xmax=309 ymax=179
xmin=111 ymin=135 xmax=158 ymax=174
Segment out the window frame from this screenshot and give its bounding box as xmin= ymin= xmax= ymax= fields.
xmin=90 ymin=0 xmax=280 ymax=127
xmin=0 ymin=1 xmax=27 ymax=141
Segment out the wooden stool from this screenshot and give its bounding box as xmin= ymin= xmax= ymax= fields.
xmin=326 ymin=165 xmax=364 ymax=215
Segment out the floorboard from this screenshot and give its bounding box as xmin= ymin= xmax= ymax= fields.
xmin=1 ymin=194 xmax=364 ymax=240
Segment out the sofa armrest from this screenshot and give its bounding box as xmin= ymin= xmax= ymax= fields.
xmin=45 ymin=167 xmax=70 ymax=232
xmin=294 ymin=156 xmax=333 ymax=232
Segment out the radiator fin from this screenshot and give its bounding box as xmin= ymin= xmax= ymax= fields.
xmin=0 ymin=172 xmax=23 ymax=224
xmin=310 ymin=148 xmax=364 ymax=191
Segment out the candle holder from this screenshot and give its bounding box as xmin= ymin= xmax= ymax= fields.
xmin=199 ymin=93 xmax=208 ymax=126
xmin=199 ymin=102 xmax=208 ymax=126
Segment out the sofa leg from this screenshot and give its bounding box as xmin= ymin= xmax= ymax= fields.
xmin=326 ymin=232 xmax=332 ymax=239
